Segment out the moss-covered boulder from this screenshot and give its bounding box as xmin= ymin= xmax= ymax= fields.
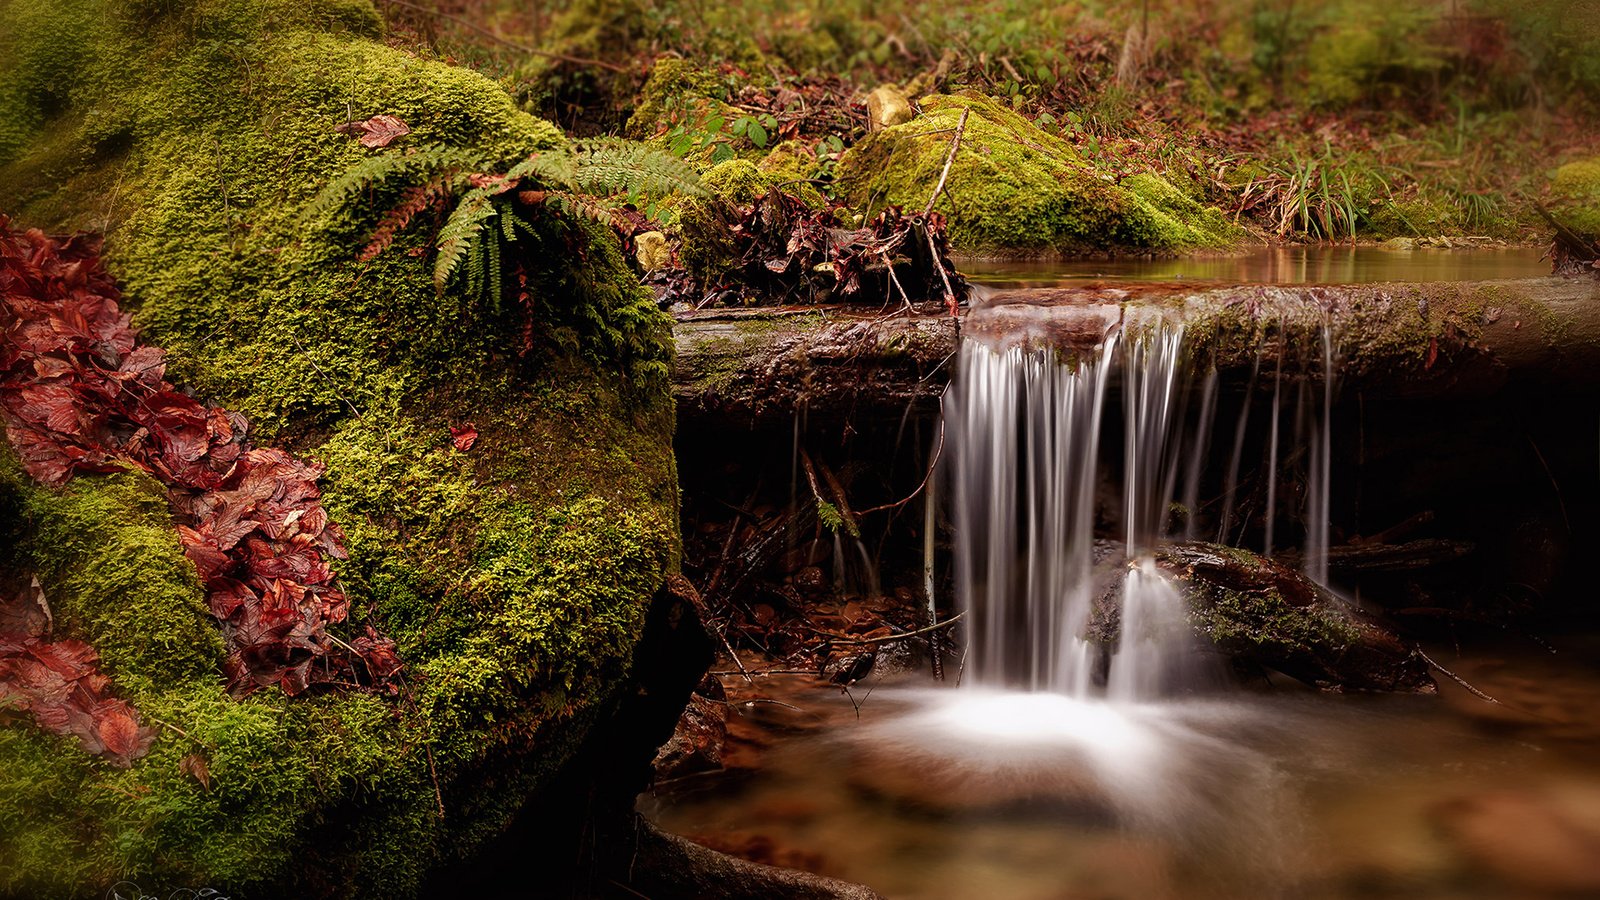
xmin=833 ymin=92 xmax=1242 ymax=255
xmin=1549 ymin=156 xmax=1600 ymax=238
xmin=0 ymin=0 xmax=678 ymax=896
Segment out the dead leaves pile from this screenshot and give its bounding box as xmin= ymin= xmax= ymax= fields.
xmin=0 ymin=576 xmax=156 ymax=767
xmin=0 ymin=216 xmax=402 ymax=703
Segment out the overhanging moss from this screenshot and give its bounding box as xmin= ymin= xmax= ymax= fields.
xmin=832 ymin=92 xmax=1243 ymax=254
xmin=0 ymin=0 xmax=679 ymax=896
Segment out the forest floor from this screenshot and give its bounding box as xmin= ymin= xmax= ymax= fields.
xmin=375 ymin=0 xmax=1599 ymax=251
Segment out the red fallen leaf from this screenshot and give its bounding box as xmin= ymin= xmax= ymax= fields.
xmin=1425 ymin=336 xmax=1439 ymax=370
xmin=94 ymin=701 xmax=156 ymax=763
xmin=181 ymin=751 xmax=212 ymax=791
xmin=0 ymin=580 xmax=157 ymax=767
xmin=450 ymin=423 xmax=478 ymax=451
xmin=334 ymin=113 xmax=410 ymax=149
xmin=0 ymin=217 xmax=404 ymax=698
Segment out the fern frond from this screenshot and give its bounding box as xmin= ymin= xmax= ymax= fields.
xmin=358 ymin=177 xmax=454 ymax=262
xmin=503 ymin=151 xmax=576 ymax=191
xmin=544 ymin=192 xmax=620 ymax=227
xmin=568 ymin=139 xmax=704 ymax=202
xmin=307 ymin=145 xmax=486 ymax=223
xmin=433 ymin=190 xmax=496 ymax=292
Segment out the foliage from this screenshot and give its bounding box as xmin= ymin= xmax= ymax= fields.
xmin=0 ymin=578 xmax=156 ymax=768
xmin=0 ymin=0 xmax=680 ymax=895
xmin=0 ymin=218 xmax=399 ymax=697
xmin=312 ymin=138 xmax=700 ymax=313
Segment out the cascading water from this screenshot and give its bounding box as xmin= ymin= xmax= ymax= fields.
xmin=946 ymin=302 xmax=1338 ymax=703
xmin=947 ymin=311 xmax=1203 ymax=701
xmin=948 ymin=336 xmax=1116 ymax=693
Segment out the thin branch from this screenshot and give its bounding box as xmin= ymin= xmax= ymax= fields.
xmin=923 ymin=108 xmax=970 ymax=218
xmin=291 ymin=337 xmax=365 ymax=420
xmin=1414 ymin=647 xmax=1501 ymax=705
xmin=859 ymin=417 xmax=945 ymax=515
xmin=813 ymin=612 xmax=963 ymax=646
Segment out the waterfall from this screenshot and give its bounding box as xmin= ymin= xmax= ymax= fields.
xmin=948 ymin=313 xmax=1197 ymax=700
xmin=946 ymin=304 xmax=1337 ymax=702
xmin=948 ymin=337 xmax=1116 ymax=694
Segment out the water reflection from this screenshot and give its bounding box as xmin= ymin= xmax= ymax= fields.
xmin=644 ymin=637 xmax=1600 ymax=899
xmin=961 ymin=246 xmax=1551 ymax=287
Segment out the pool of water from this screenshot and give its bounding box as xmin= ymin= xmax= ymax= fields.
xmin=961 ymin=246 xmax=1552 ymax=288
xmin=643 ymin=634 xmax=1600 ymax=899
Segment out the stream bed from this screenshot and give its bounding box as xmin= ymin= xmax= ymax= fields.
xmin=643 ymin=635 xmax=1600 ymax=899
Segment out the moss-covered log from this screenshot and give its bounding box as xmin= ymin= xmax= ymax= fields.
xmin=673 ymin=306 xmax=958 ymax=426
xmin=0 ymin=0 xmax=679 ymax=896
xmin=673 ymin=277 xmax=1600 ymax=423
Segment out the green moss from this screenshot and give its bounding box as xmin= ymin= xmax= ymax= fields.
xmin=1189 ymin=583 xmax=1360 ymax=654
xmin=624 ymin=56 xmax=727 ymax=140
xmin=833 ymin=92 xmax=1241 ymax=254
xmin=1550 ymin=156 xmax=1600 ymax=236
xmin=0 ymin=0 xmax=678 ymax=896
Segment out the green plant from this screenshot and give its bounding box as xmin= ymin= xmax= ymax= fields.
xmin=312 ymin=139 xmax=702 ymax=306
xmin=1240 ymin=140 xmax=1392 ymax=241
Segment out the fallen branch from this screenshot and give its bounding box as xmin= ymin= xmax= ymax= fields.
xmin=859 ymin=418 xmax=945 ymax=515
xmin=923 ymin=107 xmax=970 ymax=217
xmin=1414 ymin=646 xmax=1501 ymax=705
xmin=814 ymin=612 xmax=963 ymax=646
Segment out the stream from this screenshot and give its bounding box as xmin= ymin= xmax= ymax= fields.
xmin=642 ymin=639 xmax=1600 ymax=900
xmin=649 ymin=247 xmax=1599 ymax=900
xmin=959 ymin=246 xmax=1553 ymax=287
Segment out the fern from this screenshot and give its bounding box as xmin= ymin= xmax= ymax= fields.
xmin=321 ymin=139 xmax=703 ymax=322
xmin=305 ymin=145 xmax=484 ymax=224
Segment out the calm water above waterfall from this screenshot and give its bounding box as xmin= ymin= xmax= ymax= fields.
xmin=962 ymin=246 xmax=1552 ymax=287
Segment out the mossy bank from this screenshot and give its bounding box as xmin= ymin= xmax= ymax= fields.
xmin=834 ymin=93 xmax=1243 ymax=255
xmin=0 ymin=0 xmax=679 ymax=896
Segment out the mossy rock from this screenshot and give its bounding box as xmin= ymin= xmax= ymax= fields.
xmin=1549 ymin=156 xmax=1600 ymax=238
xmin=0 ymin=0 xmax=677 ymax=896
xmin=833 ymin=92 xmax=1242 ymax=255
xmin=625 ymin=57 xmax=729 ymax=140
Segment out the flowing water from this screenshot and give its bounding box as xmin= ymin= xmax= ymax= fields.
xmin=643 ymin=645 xmax=1600 ymax=900
xmin=648 ymin=252 xmax=1593 ymax=898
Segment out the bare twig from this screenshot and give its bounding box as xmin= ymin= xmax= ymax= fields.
xmin=291 ymin=337 xmax=365 ymax=420
xmin=859 ymin=418 xmax=945 ymax=515
xmin=1414 ymin=647 xmax=1501 ymax=705
xmin=812 ymin=612 xmax=964 ymax=646
xmin=424 ymin=738 xmax=446 ymax=819
xmin=923 ymin=108 xmax=970 ymax=218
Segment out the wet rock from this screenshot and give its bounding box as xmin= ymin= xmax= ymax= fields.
xmin=1154 ymin=542 xmax=1435 ymax=693
xmin=794 ymin=565 xmax=828 ymax=595
xmin=655 ymin=675 xmax=731 ymax=780
xmin=1433 ymin=788 xmax=1600 ymax=893
xmin=865 ymin=85 xmax=912 ymax=131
